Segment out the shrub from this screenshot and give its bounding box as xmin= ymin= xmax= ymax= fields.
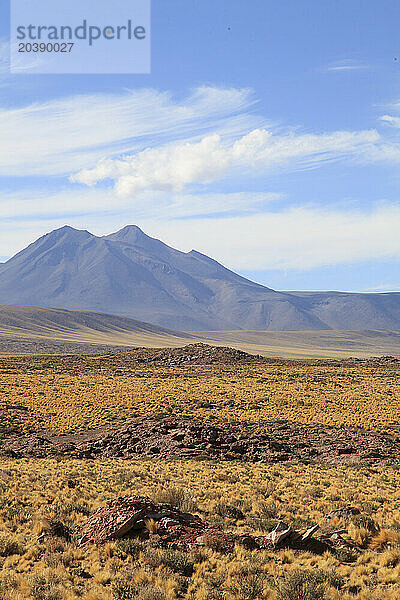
xmin=0 ymin=572 xmax=19 ymax=592
xmin=351 ymin=515 xmax=380 ymax=534
xmin=228 ymin=572 xmax=267 ymax=600
xmin=370 ymin=529 xmax=400 ymax=550
xmin=348 ymin=523 xmax=373 ymax=548
xmin=247 ymin=516 xmax=278 ymax=532
xmin=252 ymin=499 xmax=280 ymax=519
xmin=44 ymin=551 xmax=73 ymax=568
xmin=62 ymin=501 xmax=91 ymax=516
xmin=216 ymin=500 xmax=245 ymax=520
xmin=112 ymin=580 xmax=137 ymax=600
xmin=0 ymin=533 xmax=24 ymax=557
xmin=380 ymin=549 xmax=400 ymax=567
xmin=143 ymin=548 xmax=194 ymax=576
xmin=152 ymin=486 xmax=197 ymax=511
xmin=112 ymin=580 xmax=166 ymax=600
xmin=322 ymin=570 xmax=344 ymax=590
xmin=117 ymin=537 xmax=144 ymax=558
xmin=29 ymin=574 xmax=63 ymax=600
xmin=277 ymin=570 xmax=327 ymax=600
xmin=335 ymin=547 xmax=359 ymax=563
xmin=145 ymin=518 xmax=158 ymax=534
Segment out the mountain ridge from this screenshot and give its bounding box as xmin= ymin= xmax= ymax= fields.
xmin=0 ymin=225 xmax=399 ymax=331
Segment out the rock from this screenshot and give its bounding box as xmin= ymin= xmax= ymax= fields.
xmin=2 ymin=417 xmax=399 ymax=467
xmin=320 ymin=528 xmax=347 ymax=539
xmin=265 ymin=521 xmax=292 ymax=546
xmin=302 ymin=524 xmax=319 ymax=541
xmin=194 ymin=534 xmax=206 ymax=546
xmin=74 ymin=496 xmax=205 ymax=545
xmin=325 ymin=507 xmax=360 ymax=520
xmin=71 ymin=495 xmax=349 ymax=555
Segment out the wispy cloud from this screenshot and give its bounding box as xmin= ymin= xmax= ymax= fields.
xmin=72 ymin=128 xmax=380 ymax=195
xmin=362 ymin=283 xmax=400 ymax=292
xmin=1 ymin=201 xmax=400 ymax=272
xmin=0 ymin=187 xmax=281 ymax=221
xmin=1 ymin=83 xmax=400 ymax=277
xmin=137 ymin=204 xmax=400 ymax=271
xmin=325 ymin=59 xmax=369 ymax=72
xmin=0 ymin=40 xmax=45 ymax=80
xmin=0 ymin=41 xmax=8 ymax=75
xmin=0 ymin=87 xmax=265 ymax=176
xmin=1 ymin=83 xmax=399 ymax=189
xmin=380 ymin=115 xmax=400 ymax=128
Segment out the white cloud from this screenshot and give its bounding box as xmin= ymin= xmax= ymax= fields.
xmin=72 ymin=128 xmax=381 ymax=195
xmin=1 ymin=82 xmax=399 ymax=189
xmin=1 ymin=83 xmax=398 ymax=185
xmin=135 ymin=204 xmax=400 ymax=271
xmin=380 ymin=115 xmax=400 ymax=128
xmin=0 ymin=41 xmax=8 ymax=75
xmin=2 ymin=84 xmax=400 ymax=276
xmin=0 ymin=87 xmax=264 ymax=176
xmin=0 ymin=40 xmax=44 ymax=81
xmin=325 ymin=59 xmax=369 ymax=72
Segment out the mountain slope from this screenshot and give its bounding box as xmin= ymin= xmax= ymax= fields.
xmin=0 ymin=225 xmax=399 ymax=331
xmin=0 ymin=304 xmax=193 ymax=347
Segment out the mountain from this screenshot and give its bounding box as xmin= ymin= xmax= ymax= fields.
xmin=0 ymin=225 xmax=399 ymax=331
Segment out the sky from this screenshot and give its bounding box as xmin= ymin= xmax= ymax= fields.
xmin=1 ymin=0 xmax=400 ymax=292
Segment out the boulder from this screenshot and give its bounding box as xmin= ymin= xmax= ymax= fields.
xmin=265 ymin=521 xmax=292 ymax=546
xmin=302 ymin=524 xmax=319 ymax=541
xmin=325 ymin=507 xmax=360 ymax=520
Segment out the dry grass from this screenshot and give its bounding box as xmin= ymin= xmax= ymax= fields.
xmin=1 ymin=360 xmax=400 ymax=434
xmin=0 ymin=459 xmax=400 ymax=599
xmin=1 ymin=350 xmax=400 ymax=598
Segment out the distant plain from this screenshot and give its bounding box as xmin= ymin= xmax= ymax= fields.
xmin=0 ymin=305 xmax=399 ymax=358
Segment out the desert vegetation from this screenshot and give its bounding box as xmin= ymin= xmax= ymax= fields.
xmin=0 ymin=351 xmax=399 ymax=436
xmin=0 ymin=459 xmax=400 ymax=599
xmin=0 ymin=347 xmax=400 ymax=598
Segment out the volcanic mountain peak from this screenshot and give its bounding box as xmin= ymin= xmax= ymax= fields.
xmin=43 ymin=225 xmax=93 ymax=242
xmin=0 ymin=225 xmax=399 ymax=331
xmin=105 ymin=224 xmax=150 ymax=244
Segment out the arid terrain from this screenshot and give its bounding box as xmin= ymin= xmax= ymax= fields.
xmin=0 ymin=305 xmax=400 ymax=359
xmin=0 ymin=343 xmax=400 ymax=599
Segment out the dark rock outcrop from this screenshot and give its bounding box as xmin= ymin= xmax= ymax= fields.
xmin=1 ymin=417 xmax=399 ymax=466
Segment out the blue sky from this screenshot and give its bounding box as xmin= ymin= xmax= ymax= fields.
xmin=1 ymin=0 xmax=400 ymax=291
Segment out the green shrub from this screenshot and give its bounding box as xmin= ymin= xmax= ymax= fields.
xmin=335 ymin=547 xmax=359 ymax=563
xmin=247 ymin=516 xmax=278 ymax=532
xmin=112 ymin=580 xmax=137 ymax=600
xmin=29 ymin=574 xmax=63 ymax=600
xmin=112 ymin=580 xmax=166 ymax=600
